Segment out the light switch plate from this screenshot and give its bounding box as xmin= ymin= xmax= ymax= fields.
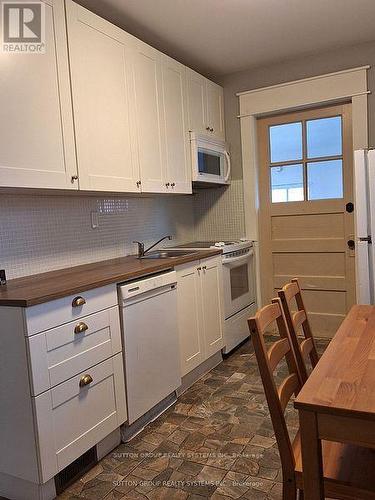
xmin=91 ymin=211 xmax=99 ymax=229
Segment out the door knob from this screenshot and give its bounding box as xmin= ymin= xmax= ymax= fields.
xmin=347 ymin=239 xmax=355 ymax=250
xmin=346 ymin=202 xmax=354 ymax=213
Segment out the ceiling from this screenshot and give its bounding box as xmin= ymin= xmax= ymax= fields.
xmin=76 ymin=0 xmax=375 ymax=78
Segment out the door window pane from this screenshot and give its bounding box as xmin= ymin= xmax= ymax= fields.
xmin=306 ymin=116 xmax=342 ymax=158
xmin=230 ymin=264 xmax=249 ymax=300
xmin=269 ymin=122 xmax=302 ymax=163
xmin=271 ymin=164 xmax=304 ymax=203
xmin=307 ymin=160 xmax=343 ymax=200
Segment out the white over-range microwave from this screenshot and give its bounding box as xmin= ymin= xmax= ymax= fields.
xmin=190 ymin=132 xmax=231 ymax=185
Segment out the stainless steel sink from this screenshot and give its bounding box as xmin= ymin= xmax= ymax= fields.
xmin=139 ymin=249 xmax=196 ymax=259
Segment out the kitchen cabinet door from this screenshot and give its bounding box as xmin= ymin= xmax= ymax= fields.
xmin=132 ymin=42 xmax=167 ymax=193
xmin=66 ymin=1 xmax=140 ymax=192
xmin=161 ymin=56 xmax=192 ymax=194
xmin=206 ymin=81 xmax=225 ymax=140
xmin=176 ymin=262 xmax=204 ymax=376
xmin=200 ymin=256 xmax=225 ymax=358
xmin=0 ymin=0 xmax=77 ymax=189
xmin=187 ymin=68 xmax=208 ymax=135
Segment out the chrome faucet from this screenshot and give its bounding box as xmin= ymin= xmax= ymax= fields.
xmin=133 ymin=235 xmax=172 ymax=258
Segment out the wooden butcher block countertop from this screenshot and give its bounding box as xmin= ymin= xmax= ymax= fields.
xmin=0 ymin=249 xmax=221 ymax=307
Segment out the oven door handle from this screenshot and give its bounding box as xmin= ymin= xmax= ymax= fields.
xmin=223 ymin=251 xmax=253 ymax=266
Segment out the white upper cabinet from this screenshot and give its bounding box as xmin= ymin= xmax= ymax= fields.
xmin=187 ymin=69 xmax=225 ymax=140
xmin=161 ymin=56 xmax=192 ymax=194
xmin=206 ymin=80 xmax=225 ymax=140
xmin=0 ymin=0 xmax=77 ymax=189
xmin=131 ymin=42 xmax=167 ymax=193
xmin=187 ymin=70 xmax=207 ymax=136
xmin=66 ymin=2 xmax=140 ymax=192
xmin=0 ymin=0 xmax=225 ymax=194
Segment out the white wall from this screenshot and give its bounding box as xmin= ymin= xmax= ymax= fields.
xmin=212 ymin=39 xmax=375 ymax=238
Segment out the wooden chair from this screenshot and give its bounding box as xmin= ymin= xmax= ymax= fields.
xmin=248 ymin=299 xmax=375 ymax=500
xmin=278 ymin=278 xmax=319 ymax=383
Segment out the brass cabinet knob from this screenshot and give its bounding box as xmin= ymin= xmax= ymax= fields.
xmin=210 ymin=128 xmax=214 ymax=132
xmin=206 ymin=126 xmax=210 ymax=131
xmin=79 ymin=374 xmax=93 ymax=388
xmin=72 ymin=296 xmax=86 ymax=307
xmin=74 ymin=322 xmax=88 ymax=334
xmin=171 ymin=182 xmax=175 ymax=187
xmin=165 ymin=182 xmax=170 ymax=187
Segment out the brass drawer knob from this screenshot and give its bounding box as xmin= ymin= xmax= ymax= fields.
xmin=79 ymin=374 xmax=93 ymax=388
xmin=74 ymin=322 xmax=88 ymax=334
xmin=72 ymin=296 xmax=86 ymax=307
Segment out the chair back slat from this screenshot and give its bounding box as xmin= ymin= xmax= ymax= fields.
xmin=293 ymin=310 xmax=306 ymax=330
xmin=278 ymin=373 xmax=300 ymax=413
xmin=300 ymin=337 xmax=314 ymax=361
xmin=282 ymin=281 xmax=299 ymax=303
xmin=248 ymin=298 xmax=303 ymax=482
xmin=278 ymin=278 xmax=319 ymax=383
xmin=256 ymin=302 xmax=280 ymax=332
xmin=268 ymin=338 xmax=290 ymax=373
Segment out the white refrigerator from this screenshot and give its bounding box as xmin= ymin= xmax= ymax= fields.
xmin=354 ymin=149 xmax=375 ymax=304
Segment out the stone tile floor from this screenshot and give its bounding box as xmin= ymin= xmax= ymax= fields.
xmin=59 ymin=337 xmax=329 ymax=500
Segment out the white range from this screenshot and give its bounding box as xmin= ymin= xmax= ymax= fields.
xmin=170 ymin=240 xmax=257 ymax=353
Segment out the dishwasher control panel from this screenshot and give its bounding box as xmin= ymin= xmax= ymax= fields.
xmin=119 ymin=271 xmax=177 ymax=301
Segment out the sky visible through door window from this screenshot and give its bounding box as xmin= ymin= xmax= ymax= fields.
xmin=269 ymin=115 xmax=343 ymax=202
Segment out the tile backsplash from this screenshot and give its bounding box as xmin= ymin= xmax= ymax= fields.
xmin=0 ymin=186 xmax=245 ymax=279
xmin=0 ymin=194 xmax=194 ymax=279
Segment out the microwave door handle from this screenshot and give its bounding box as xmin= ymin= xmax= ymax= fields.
xmin=224 ymin=150 xmax=231 ymax=182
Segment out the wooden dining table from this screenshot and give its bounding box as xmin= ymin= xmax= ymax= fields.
xmin=294 ymin=304 xmax=375 ymax=500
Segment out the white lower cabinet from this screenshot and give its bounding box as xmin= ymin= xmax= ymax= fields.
xmin=176 ymin=256 xmax=224 ymax=376
xmin=35 ymin=354 xmax=126 ymax=482
xmin=0 ymin=284 xmax=127 ymax=498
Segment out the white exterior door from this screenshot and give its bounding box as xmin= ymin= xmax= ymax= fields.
xmin=66 ymin=1 xmax=140 ymax=192
xmin=187 ymin=69 xmax=207 ymax=135
xmin=0 ymin=0 xmax=77 ymax=189
xmin=206 ymin=81 xmax=225 ymax=140
xmin=200 ymin=257 xmax=224 ymax=358
xmin=162 ymin=56 xmax=192 ymax=194
xmin=132 ymin=42 xmax=167 ymax=193
xmin=175 ymin=262 xmax=204 ymax=376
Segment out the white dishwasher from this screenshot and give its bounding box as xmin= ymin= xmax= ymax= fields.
xmin=119 ymin=271 xmax=181 ymax=425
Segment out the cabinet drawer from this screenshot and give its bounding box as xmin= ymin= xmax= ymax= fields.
xmin=34 ymin=353 xmax=127 ymax=482
xmin=25 ymin=284 xmax=117 ymax=336
xmin=27 ymin=306 xmax=122 ymax=395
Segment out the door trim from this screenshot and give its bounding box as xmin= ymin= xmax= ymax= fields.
xmin=237 ymin=66 xmax=369 ymax=305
